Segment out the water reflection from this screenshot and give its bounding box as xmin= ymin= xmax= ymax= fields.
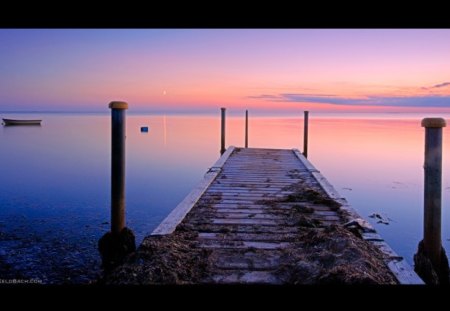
xmin=0 ymin=113 xmax=449 ymax=282
xmin=163 ymin=115 xmax=167 ymax=147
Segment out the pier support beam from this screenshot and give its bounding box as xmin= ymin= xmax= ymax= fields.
xmin=245 ymin=110 xmax=248 ymax=148
xmin=303 ymin=111 xmax=309 ymax=158
xmin=99 ymin=101 xmax=135 ymax=271
xmin=220 ymin=107 xmax=226 ymax=155
xmin=414 ymin=117 xmax=449 ymax=284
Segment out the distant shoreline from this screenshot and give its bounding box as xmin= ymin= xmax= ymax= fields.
xmin=1 ymin=110 xmax=450 ymax=119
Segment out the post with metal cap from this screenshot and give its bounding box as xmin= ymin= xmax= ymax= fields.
xmin=220 ymin=107 xmax=226 ymax=155
xmin=98 ymin=101 xmax=136 ymax=271
xmin=109 ymin=101 xmax=127 ymax=235
xmin=414 ymin=117 xmax=449 ymax=284
xmin=245 ymin=110 xmax=249 ymax=148
xmin=303 ymin=111 xmax=309 ymax=158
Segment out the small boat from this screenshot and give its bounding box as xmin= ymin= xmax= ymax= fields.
xmin=2 ymin=118 xmax=42 ymax=126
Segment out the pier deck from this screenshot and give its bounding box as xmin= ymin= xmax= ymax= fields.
xmin=104 ymin=147 xmax=423 ymax=284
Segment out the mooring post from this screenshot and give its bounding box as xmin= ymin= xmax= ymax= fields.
xmin=423 ymin=118 xmax=446 ymax=267
xmin=220 ymin=107 xmax=226 ymax=155
xmin=110 ymin=101 xmax=128 ymax=235
xmin=303 ymin=111 xmax=309 ymax=158
xmin=245 ymin=110 xmax=248 ymax=148
xmin=98 ymin=101 xmax=136 ymax=270
xmin=414 ymin=117 xmax=449 ymax=284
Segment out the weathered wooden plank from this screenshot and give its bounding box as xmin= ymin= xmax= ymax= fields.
xmin=201 ymin=194 xmax=288 ymax=200
xmin=313 ymin=210 xmax=340 ymax=216
xmin=214 ymin=261 xmax=278 ymax=270
xmin=222 ymin=168 xmax=303 ymax=172
xmin=209 ymin=208 xmax=266 ymax=214
xmin=218 ymin=178 xmax=304 ymax=182
xmin=213 ymin=254 xmax=281 ymax=270
xmin=197 ymin=203 xmax=271 ymax=208
xmin=202 ymin=209 xmax=336 ymax=219
xmin=211 ymin=270 xmax=281 ymax=284
xmin=225 ymin=164 xmax=296 ymax=167
xmin=213 ymin=181 xmax=300 ymax=186
xmin=222 ymin=169 xmax=298 ymax=172
xmin=220 ymin=172 xmax=302 ymax=176
xmin=205 ymin=189 xmax=291 ymax=193
xmin=211 ymin=218 xmax=280 ymax=225
xmin=199 ymin=240 xmax=291 ymax=250
xmin=204 ymin=194 xmax=289 ymax=199
xmin=312 ymin=215 xmax=341 ymax=221
xmin=197 ymin=204 xmax=271 ymax=209
xmin=198 ymin=213 xmax=285 ymax=220
xmin=227 ymin=153 xmax=295 ymax=157
xmin=216 ymin=182 xmax=301 ymax=186
xmin=203 ymin=203 xmax=334 ymax=211
xmin=221 ymin=171 xmax=301 ymax=175
xmin=371 ymin=241 xmax=404 ymax=260
xmin=195 ymin=225 xmax=300 ymax=234
xmin=206 ymin=190 xmax=288 ymax=195
xmin=204 ymin=190 xmax=293 ymax=195
xmin=208 ymin=186 xmax=287 ymax=191
xmin=205 ymin=198 xmax=268 ymax=205
xmin=220 ymin=178 xmax=300 ymax=183
xmin=361 ymin=232 xmax=384 ymax=241
xmin=387 ymin=259 xmax=424 ymax=284
xmin=198 ymin=232 xmax=298 ymax=242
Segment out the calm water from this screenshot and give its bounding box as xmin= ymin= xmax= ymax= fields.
xmin=0 ymin=112 xmax=449 ymax=283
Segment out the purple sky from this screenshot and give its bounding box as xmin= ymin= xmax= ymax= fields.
xmin=1 ymin=29 xmax=450 ymax=112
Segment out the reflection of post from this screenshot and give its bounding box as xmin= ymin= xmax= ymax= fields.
xmin=98 ymin=101 xmax=136 ymax=271
xmin=163 ymin=115 xmax=167 ymax=146
xmin=303 ymin=111 xmax=309 ymax=158
xmin=220 ymin=108 xmax=226 ymax=155
xmin=414 ymin=117 xmax=449 ymax=284
xmin=245 ymin=110 xmax=248 ymax=148
xmin=110 ymin=101 xmax=127 ymax=235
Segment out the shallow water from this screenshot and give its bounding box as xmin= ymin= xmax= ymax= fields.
xmin=0 ymin=112 xmax=449 ymax=283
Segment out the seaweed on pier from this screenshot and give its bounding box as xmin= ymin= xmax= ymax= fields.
xmin=281 ymin=181 xmax=341 ymax=209
xmin=275 ymin=225 xmax=398 ymax=284
xmin=100 ymin=161 xmax=398 ymax=285
xmin=283 ymin=188 xmax=341 ymax=209
xmin=99 ymin=231 xmax=212 ymax=284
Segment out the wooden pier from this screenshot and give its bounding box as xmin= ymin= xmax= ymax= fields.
xmin=104 ymin=147 xmax=424 ymax=284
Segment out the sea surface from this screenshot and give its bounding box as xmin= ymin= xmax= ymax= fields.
xmin=1 ymin=112 xmax=449 ymax=283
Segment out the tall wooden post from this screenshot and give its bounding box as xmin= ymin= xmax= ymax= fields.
xmin=220 ymin=108 xmax=226 ymax=155
xmin=98 ymin=101 xmax=136 ymax=270
xmin=303 ymin=111 xmax=309 ymax=158
xmin=109 ymin=101 xmax=128 ymax=235
xmin=422 ymin=118 xmax=446 ymax=268
xmin=414 ymin=117 xmax=449 ymax=284
xmin=245 ymin=110 xmax=248 ymax=148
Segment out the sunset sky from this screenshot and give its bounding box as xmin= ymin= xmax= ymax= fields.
xmin=1 ymin=29 xmax=450 ymax=113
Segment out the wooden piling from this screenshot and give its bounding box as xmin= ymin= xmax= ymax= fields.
xmin=245 ymin=110 xmax=248 ymax=148
xmin=109 ymin=101 xmax=128 ymax=235
xmin=414 ymin=117 xmax=449 ymax=284
xmin=220 ymin=108 xmax=226 ymax=155
xmin=422 ymin=118 xmax=446 ymax=269
xmin=303 ymin=111 xmax=309 ymax=158
xmin=98 ymin=101 xmax=135 ymax=270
